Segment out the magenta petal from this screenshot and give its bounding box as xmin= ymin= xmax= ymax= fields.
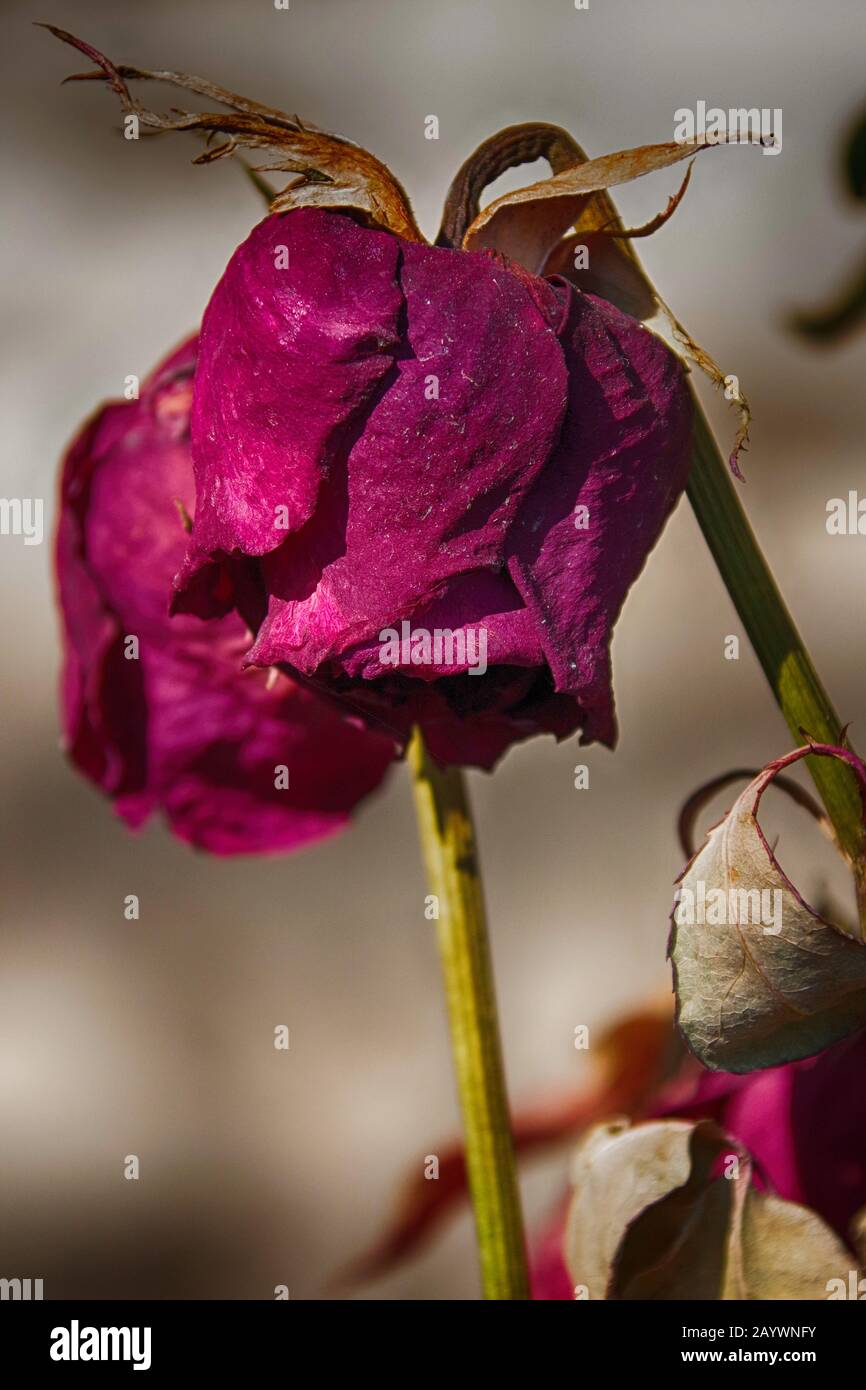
xmin=175 ymin=209 xmax=404 ymax=607
xmin=246 ymin=239 xmax=568 ymax=672
xmin=57 ymin=337 xmax=395 ymax=854
xmin=714 ymin=1035 xmax=866 ymax=1239
xmin=531 ymin=1199 xmax=576 ymax=1301
xmin=338 ymin=571 xmax=546 ymax=682
xmin=507 ymin=286 xmax=693 ymax=746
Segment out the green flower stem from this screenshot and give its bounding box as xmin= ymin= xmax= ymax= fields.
xmin=408 ymin=727 xmax=530 ymax=1300
xmin=686 ymin=399 xmax=866 ymax=922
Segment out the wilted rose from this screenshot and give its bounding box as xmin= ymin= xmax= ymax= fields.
xmin=45 ymin=33 xmax=713 ymax=770
xmin=173 ymin=207 xmax=693 ymax=767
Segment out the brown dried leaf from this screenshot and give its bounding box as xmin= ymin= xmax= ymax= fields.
xmin=669 ymin=744 xmax=866 ymax=1073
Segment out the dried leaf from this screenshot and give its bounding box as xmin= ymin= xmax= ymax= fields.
xmin=675 ymin=767 xmax=830 ymax=861
xmin=564 ymin=1118 xmax=857 ymax=1300
xmin=41 ymin=26 xmax=422 ymax=240
xmin=669 ymin=744 xmax=866 ymax=1073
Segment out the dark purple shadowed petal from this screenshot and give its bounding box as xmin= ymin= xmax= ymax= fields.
xmin=507 ymin=285 xmax=694 ymax=747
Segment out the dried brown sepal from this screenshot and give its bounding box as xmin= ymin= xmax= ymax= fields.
xmin=436 ymin=122 xmax=585 ymax=248
xmin=461 ymin=136 xmax=722 ymax=267
xmin=601 ymin=160 xmax=694 ymax=240
xmin=657 ymin=291 xmax=753 ymax=478
xmin=41 ymin=25 xmax=423 ymax=241
xmin=60 ymin=59 xmax=320 ymax=130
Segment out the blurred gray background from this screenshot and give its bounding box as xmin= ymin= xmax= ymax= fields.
xmin=2 ymin=0 xmax=865 ymax=1298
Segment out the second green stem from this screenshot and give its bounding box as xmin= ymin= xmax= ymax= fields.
xmin=687 ymin=398 xmax=866 ymax=920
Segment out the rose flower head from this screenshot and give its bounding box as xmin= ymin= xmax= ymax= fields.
xmin=50 ymin=30 xmax=749 ymax=771
xmin=175 ymin=205 xmax=692 ymax=768
xmin=57 ymin=337 xmax=395 ymax=854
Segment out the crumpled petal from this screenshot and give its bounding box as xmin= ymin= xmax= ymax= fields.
xmin=174 ymin=209 xmax=404 ymax=611
xmin=57 ymin=336 xmax=395 ymax=854
xmin=507 ymin=282 xmax=693 ymax=744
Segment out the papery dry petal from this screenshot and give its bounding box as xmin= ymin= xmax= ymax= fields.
xmin=564 ymin=1117 xmax=857 ymax=1300
xmin=564 ymin=1118 xmax=732 ymax=1299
